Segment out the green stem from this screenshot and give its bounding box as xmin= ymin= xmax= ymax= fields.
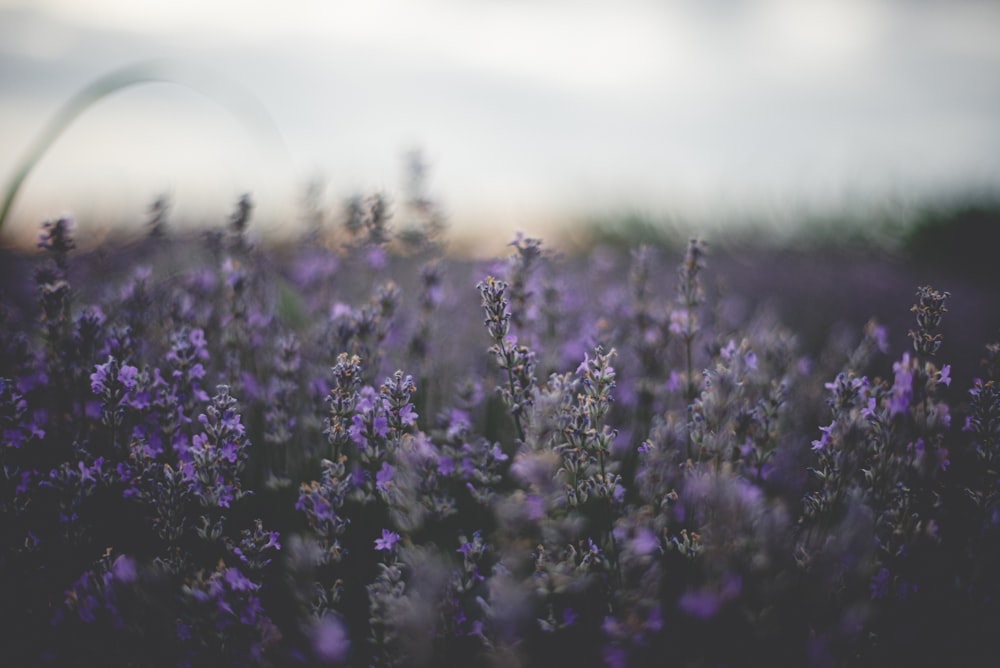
xmin=503 ymin=348 xmax=526 ymax=444
xmin=599 ymin=448 xmax=623 ymax=592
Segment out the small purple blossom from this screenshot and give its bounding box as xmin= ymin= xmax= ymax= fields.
xmin=366 ymin=246 xmax=387 ymax=269
xmin=524 ymin=494 xmax=545 ymax=520
xmin=669 ymin=309 xmax=694 ymax=336
xmin=812 ymin=421 xmax=835 ymax=451
xmin=353 ymin=387 xmax=375 ymax=413
xmin=665 ymin=370 xmax=682 ymax=393
xmin=860 ymin=397 xmax=878 ymax=419
xmin=870 ymin=567 xmax=890 ymax=600
xmin=111 ymin=555 xmax=137 ymax=584
xmin=889 ymin=353 xmax=915 ymax=416
xmin=375 ymin=462 xmax=394 ymax=491
xmin=398 ymin=403 xmax=417 ymax=426
xmin=348 ymin=414 xmax=366 ymax=445
xmin=678 ymin=575 xmax=741 ymax=620
xmin=437 ymin=455 xmax=454 ymax=476
xmin=89 ymin=358 xmax=113 ymax=395
xmin=223 ymin=567 xmax=257 ymax=592
xmin=603 ymin=645 xmax=628 ymax=668
xmin=313 ymin=614 xmax=350 ymax=663
xmin=630 ymin=527 xmax=660 ymax=556
xmin=871 ymin=323 xmax=890 ymax=353
xmin=374 ymin=529 xmax=399 ymax=552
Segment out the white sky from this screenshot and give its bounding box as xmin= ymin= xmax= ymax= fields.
xmin=1 ymin=0 xmax=999 ymax=244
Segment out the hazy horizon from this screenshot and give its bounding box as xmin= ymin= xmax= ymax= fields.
xmin=2 ymin=0 xmax=999 ymax=247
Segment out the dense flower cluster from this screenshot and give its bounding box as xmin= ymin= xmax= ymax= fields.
xmin=1 ymin=201 xmax=998 ymax=667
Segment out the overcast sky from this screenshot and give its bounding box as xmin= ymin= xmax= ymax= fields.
xmin=2 ymin=0 xmax=999 ymax=244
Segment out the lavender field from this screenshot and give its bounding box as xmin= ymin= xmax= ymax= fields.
xmin=1 ymin=199 xmax=999 ymax=667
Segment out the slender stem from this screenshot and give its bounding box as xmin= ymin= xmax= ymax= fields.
xmin=599 ymin=448 xmax=623 ymax=592
xmin=685 ymin=333 xmax=695 ymax=461
xmin=503 ymin=347 xmax=526 ymax=444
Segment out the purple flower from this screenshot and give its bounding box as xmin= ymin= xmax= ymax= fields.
xmin=678 ymin=575 xmax=741 ymax=620
xmin=446 ymin=408 xmax=470 ymax=439
xmin=375 ymin=462 xmax=394 ymax=491
xmin=372 ymin=415 xmax=389 ymax=438
xmin=221 ymin=410 xmax=244 ymax=434
xmin=860 ymin=397 xmax=878 ymax=419
xmin=678 ymin=590 xmax=721 ymax=620
xmin=613 ymin=484 xmax=625 ymax=503
xmin=374 ymin=529 xmax=399 ymax=552
xmin=510 ymin=451 xmax=557 ymax=486
xmin=221 ymin=257 xmax=244 ymax=288
xmin=459 ymin=457 xmax=476 ymax=478
xmin=330 ymin=302 xmax=353 ymax=320
xmin=78 ymin=458 xmax=103 ymax=484
xmin=111 ymin=555 xmax=137 ymax=584
xmin=889 ymin=353 xmax=914 ymax=416
xmin=264 ymin=531 xmax=281 ymax=551
xmin=601 ymin=615 xmax=622 ymax=637
xmin=366 ymin=246 xmax=386 ymax=269
xmin=118 ymin=364 xmax=139 ymax=392
xmin=437 ymin=456 xmax=454 ymax=476
xmin=665 ymin=370 xmax=682 ymax=393
xmin=313 ymin=615 xmax=350 ymax=663
xmin=630 ymin=527 xmax=659 ymax=556
xmin=355 ymin=387 xmax=376 ymax=413
xmin=937 ymin=446 xmax=951 ymax=471
xmin=189 ymin=328 xmax=207 ymax=350
xmin=669 ymin=309 xmax=694 ymax=336
xmin=811 ymin=421 xmax=835 ymax=451
xmin=15 ymin=470 xmax=31 ymax=496
xmin=348 ymin=415 xmax=366 ymax=445
xmin=467 ymin=619 xmax=485 ymax=638
xmin=176 ymin=621 xmax=192 ymax=642
xmin=524 ymin=494 xmax=545 ymax=520
xmin=871 ymin=324 xmax=890 ymax=353
xmin=603 ymin=645 xmax=628 ymax=668
xmin=398 ymin=403 xmax=417 ymax=426
xmin=350 ymin=465 xmax=365 ymax=487
xmin=220 ymin=441 xmax=239 ymax=464
xmin=223 ymin=567 xmax=257 ymax=592
xmin=644 ymin=605 xmax=663 ymax=632
xmin=870 ymin=567 xmax=890 ymax=600
xmin=90 ymin=358 xmax=113 ymax=395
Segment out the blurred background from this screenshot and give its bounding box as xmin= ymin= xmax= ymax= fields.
xmin=1 ymin=0 xmax=999 ymax=251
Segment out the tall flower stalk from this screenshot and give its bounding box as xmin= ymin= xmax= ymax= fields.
xmin=477 ymin=276 xmax=535 ymax=444
xmin=673 ymin=239 xmax=708 ymax=460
